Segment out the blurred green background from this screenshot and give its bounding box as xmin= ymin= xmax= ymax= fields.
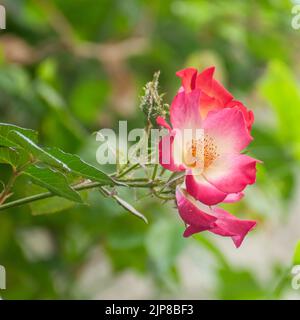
xmin=1 ymin=0 xmax=300 ymax=299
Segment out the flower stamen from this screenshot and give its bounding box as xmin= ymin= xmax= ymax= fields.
xmin=184 ymin=135 xmax=219 ymax=169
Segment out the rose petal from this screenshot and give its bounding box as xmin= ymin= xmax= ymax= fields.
xmin=226 ymin=100 xmax=254 ymax=132
xmin=159 ymin=130 xmax=186 ymax=172
xmin=170 ymin=90 xmax=202 ymax=130
xmin=223 ymin=192 xmax=244 ymax=203
xmin=196 ymin=67 xmax=233 ymax=105
xmin=176 ymin=187 xmax=257 ymax=248
xmin=156 ymin=116 xmax=172 ymax=131
xmin=176 ymin=67 xmax=198 ymax=93
xmin=176 ymin=187 xmax=217 ymax=228
xmin=210 ymin=208 xmax=257 ymax=248
xmin=203 ymin=107 xmax=253 ymax=154
xmin=204 ymin=154 xmax=259 ymax=194
xmin=185 ymin=170 xmax=227 ymax=205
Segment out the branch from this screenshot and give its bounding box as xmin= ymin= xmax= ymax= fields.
xmin=0 ymin=179 xmax=161 ymax=212
xmin=0 ymin=171 xmax=18 ymax=204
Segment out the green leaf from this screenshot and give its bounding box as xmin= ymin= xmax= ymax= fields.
xmin=23 ymin=165 xmax=83 ymax=203
xmin=101 ymin=189 xmax=147 ymax=223
xmin=112 ymin=194 xmax=148 ymax=223
xmin=0 ymin=123 xmax=38 ymax=147
xmin=27 ymin=184 xmax=88 ymax=215
xmin=293 ymin=240 xmax=300 ymax=265
xmin=31 ymin=196 xmax=77 ymax=215
xmin=7 ymin=131 xmax=69 ymax=170
xmin=0 ymin=147 xmax=29 ymax=168
xmin=48 ymin=147 xmax=114 ymax=185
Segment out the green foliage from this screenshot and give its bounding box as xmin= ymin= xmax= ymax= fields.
xmin=259 ymin=61 xmax=300 ymax=159
xmin=0 ymin=123 xmax=38 ymax=147
xmin=0 ymin=122 xmax=114 ymax=211
xmin=48 ymin=148 xmax=114 ymax=185
xmin=23 ymin=165 xmax=83 ymax=203
xmin=9 ymin=130 xmax=68 ymax=169
xmin=0 ymin=0 xmax=300 ymax=300
xmin=0 ymin=147 xmax=29 ymax=169
xmin=70 ymin=79 xmax=109 ymax=125
xmin=29 ymin=191 xmax=81 ymax=215
xmin=146 ymin=218 xmax=185 ymax=274
xmin=217 ymin=268 xmax=265 ymax=300
xmin=106 ymin=191 xmax=148 ymax=224
xmin=293 ymin=241 xmax=300 ymax=266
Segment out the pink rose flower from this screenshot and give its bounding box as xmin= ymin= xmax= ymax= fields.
xmin=176 ymin=187 xmax=256 ymax=248
xmin=157 ymin=88 xmax=259 ymax=206
xmin=176 ymin=67 xmax=254 ymax=131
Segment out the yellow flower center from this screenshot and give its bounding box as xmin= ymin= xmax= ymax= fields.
xmin=184 ymin=135 xmax=219 ymax=169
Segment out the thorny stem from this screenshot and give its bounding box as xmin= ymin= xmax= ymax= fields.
xmin=98 ymin=186 xmax=148 ymax=223
xmin=0 ymin=178 xmax=163 ymax=211
xmin=0 ymin=67 xmax=175 ymax=211
xmin=116 ymin=163 xmax=139 ymax=179
xmin=0 ymin=169 xmax=19 ymax=205
xmin=0 ymin=156 xmax=38 ymax=205
xmin=152 ymin=188 xmax=175 ymax=201
xmin=118 ymin=177 xmax=149 ymax=183
xmin=0 ymin=160 xmax=179 ymax=211
xmin=157 ymin=172 xmax=185 ymax=194
xmin=151 ymin=164 xmax=158 ymax=181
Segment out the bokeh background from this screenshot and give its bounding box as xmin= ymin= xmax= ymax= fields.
xmin=1 ymin=0 xmax=300 ymax=299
